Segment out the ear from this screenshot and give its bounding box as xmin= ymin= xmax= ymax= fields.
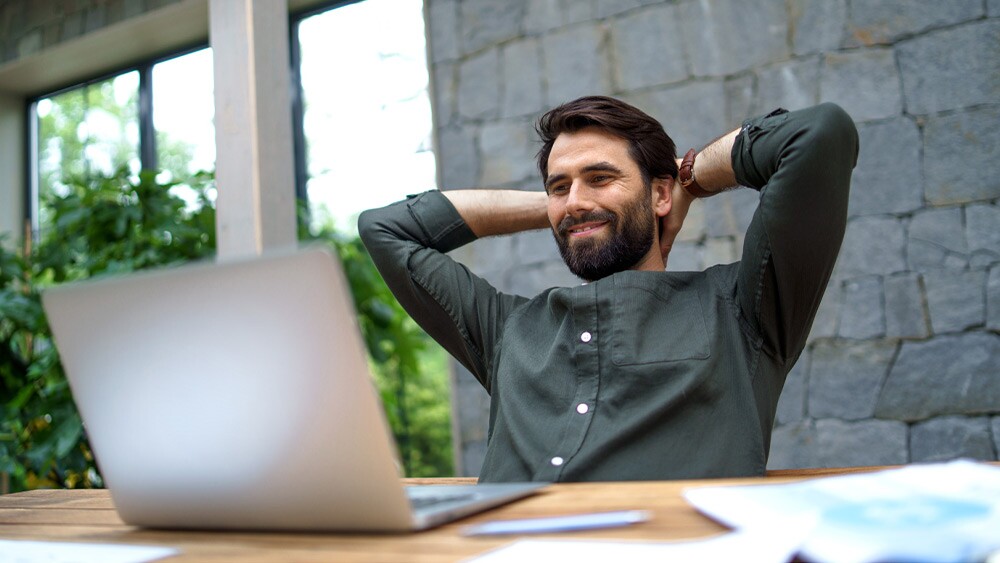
xmin=652 ymin=176 xmax=673 ymax=219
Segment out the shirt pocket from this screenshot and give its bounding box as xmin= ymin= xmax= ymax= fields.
xmin=610 ymin=275 xmax=711 ymax=366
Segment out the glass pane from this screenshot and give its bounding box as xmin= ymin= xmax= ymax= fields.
xmin=152 ymin=48 xmax=216 ymax=183
xmin=36 ymin=72 xmax=141 ymax=216
xmin=298 ymin=0 xmax=437 ymax=232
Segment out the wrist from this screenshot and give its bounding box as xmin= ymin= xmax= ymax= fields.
xmin=678 ymin=149 xmax=714 ymax=198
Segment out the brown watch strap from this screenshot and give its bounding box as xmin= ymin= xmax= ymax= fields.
xmin=678 ymin=148 xmax=713 ymax=198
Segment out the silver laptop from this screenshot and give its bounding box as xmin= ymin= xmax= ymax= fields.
xmin=42 ymin=247 xmax=544 ymax=532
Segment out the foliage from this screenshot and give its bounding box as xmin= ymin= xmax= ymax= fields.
xmin=1 ymin=169 xmax=452 ymax=492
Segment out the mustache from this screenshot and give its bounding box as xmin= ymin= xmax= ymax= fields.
xmin=557 ymin=210 xmax=617 ymax=237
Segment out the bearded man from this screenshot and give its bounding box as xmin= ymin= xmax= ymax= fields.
xmin=359 ymin=97 xmax=858 ymax=482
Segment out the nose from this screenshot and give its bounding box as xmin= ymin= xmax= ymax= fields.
xmin=565 ymin=181 xmax=595 ymax=217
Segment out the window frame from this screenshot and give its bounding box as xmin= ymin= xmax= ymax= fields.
xmin=24 ymin=42 xmax=208 ymax=235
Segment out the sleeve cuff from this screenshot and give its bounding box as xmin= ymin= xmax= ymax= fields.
xmin=406 ymin=190 xmax=478 ymax=253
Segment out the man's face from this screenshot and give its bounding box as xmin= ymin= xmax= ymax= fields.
xmin=544 ymin=127 xmax=663 ymax=281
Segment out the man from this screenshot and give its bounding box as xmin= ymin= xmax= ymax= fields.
xmin=359 ymin=97 xmax=858 ymax=482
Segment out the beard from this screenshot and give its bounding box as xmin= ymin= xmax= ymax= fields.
xmin=552 ymin=189 xmax=656 ymax=282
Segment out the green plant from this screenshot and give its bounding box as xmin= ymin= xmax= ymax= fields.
xmin=0 ymin=169 xmax=452 ymax=492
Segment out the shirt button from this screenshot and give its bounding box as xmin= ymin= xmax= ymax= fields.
xmin=580 ymin=331 xmax=592 ymax=343
xmin=551 ymin=456 xmax=564 ymax=466
xmin=576 ymin=403 xmax=589 ymax=414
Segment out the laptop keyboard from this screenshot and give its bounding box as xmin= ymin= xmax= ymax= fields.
xmin=408 ymin=492 xmax=477 ymax=509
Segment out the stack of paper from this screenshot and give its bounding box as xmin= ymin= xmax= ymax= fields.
xmin=684 ymin=459 xmax=1000 ymax=563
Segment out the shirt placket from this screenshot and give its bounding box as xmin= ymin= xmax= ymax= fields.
xmin=536 ymin=282 xmax=601 ymax=481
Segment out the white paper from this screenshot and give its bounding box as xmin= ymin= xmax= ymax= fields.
xmin=684 ymin=460 xmax=1000 ymax=563
xmin=0 ymin=539 xmax=178 ymax=563
xmin=466 ymin=516 xmax=809 ymax=563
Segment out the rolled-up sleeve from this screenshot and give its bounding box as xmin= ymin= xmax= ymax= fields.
xmin=733 ymin=103 xmax=860 ymax=364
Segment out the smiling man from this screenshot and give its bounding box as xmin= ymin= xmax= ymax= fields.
xmin=359 ymin=97 xmax=858 ymax=482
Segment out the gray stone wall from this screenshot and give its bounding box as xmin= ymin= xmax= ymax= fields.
xmin=426 ymin=0 xmax=1000 ymax=475
xmin=0 ymin=0 xmax=181 ymax=65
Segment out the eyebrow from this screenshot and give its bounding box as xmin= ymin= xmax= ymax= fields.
xmin=544 ymin=162 xmax=624 ymax=192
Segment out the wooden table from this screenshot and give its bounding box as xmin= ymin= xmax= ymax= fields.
xmin=0 ymin=467 xmax=896 ymax=562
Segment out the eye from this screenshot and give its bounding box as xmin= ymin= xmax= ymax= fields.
xmin=548 ymin=183 xmax=569 ymax=196
xmin=590 ymin=174 xmax=612 ymax=185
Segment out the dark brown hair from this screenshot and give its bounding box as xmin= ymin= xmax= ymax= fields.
xmin=535 ymin=96 xmax=678 ymax=186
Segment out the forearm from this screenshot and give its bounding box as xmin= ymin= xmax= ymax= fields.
xmin=442 ymin=189 xmax=549 ymax=238
xmin=689 ymin=127 xmax=740 ymax=195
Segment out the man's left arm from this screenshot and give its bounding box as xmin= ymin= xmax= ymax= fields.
xmin=677 ymin=104 xmax=859 ymax=364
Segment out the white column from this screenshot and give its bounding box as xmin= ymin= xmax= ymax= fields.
xmin=0 ymin=94 xmax=25 ymax=243
xmin=209 ymin=0 xmax=297 ymax=259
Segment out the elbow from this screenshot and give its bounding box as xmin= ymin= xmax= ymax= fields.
xmin=357 ymin=208 xmax=383 ymax=251
xmin=811 ymin=103 xmax=860 ymax=170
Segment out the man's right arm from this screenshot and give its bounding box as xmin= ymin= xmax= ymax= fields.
xmin=441 ymin=189 xmax=549 ymax=237
xmin=358 ymin=190 xmax=544 ymax=392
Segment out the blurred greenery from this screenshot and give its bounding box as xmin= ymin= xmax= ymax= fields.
xmin=0 ymin=168 xmax=453 ymax=492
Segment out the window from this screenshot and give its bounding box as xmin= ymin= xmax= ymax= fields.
xmin=29 ymin=48 xmax=215 ymax=234
xmin=295 ymin=0 xmax=437 ymax=232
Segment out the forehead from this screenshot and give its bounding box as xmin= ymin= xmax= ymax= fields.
xmin=548 ymin=127 xmax=635 ymax=173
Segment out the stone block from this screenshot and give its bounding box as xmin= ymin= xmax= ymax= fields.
xmin=875 ymin=332 xmax=1000 ymax=421
xmin=84 ymin=5 xmax=107 ymax=33
xmin=790 ymin=0 xmax=846 ymax=56
xmin=898 ymin=20 xmax=1000 ymax=115
xmin=994 ymin=417 xmax=1000 ymax=458
xmin=436 ymin=126 xmax=479 ymax=189
xmin=989 ymin=266 xmax=1000 ymax=331
xmin=501 ymin=38 xmax=545 ymax=119
xmin=676 ymin=198 xmax=705 ymax=243
xmin=666 ymin=241 xmax=701 ymax=272
xmin=124 ymin=0 xmax=146 ymax=19
xmin=907 ymin=207 xmax=968 ymax=270
xmin=848 ymin=118 xmax=922 ymax=217
xmin=479 ymin=120 xmax=539 ymax=186
xmin=703 ymin=237 xmax=737 ymax=268
xmin=847 ymin=0 xmax=983 ymax=46
xmin=460 ymin=0 xmax=526 ymax=55
xmin=813 ymin=418 xmax=908 ymax=467
xmin=460 ymin=439 xmax=487 ymax=477
xmin=837 ymin=216 xmax=906 ymax=276
xmin=755 ymin=58 xmax=820 ymax=113
xmin=837 ymin=276 xmax=885 ymax=339
xmin=16 ymin=29 xmax=41 ymax=57
xmin=513 ymin=229 xmax=563 ymax=269
xmin=767 ymin=420 xmax=815 ymax=470
xmin=807 ymin=283 xmax=840 ymax=342
xmin=542 ymin=24 xmax=612 ymax=107
xmin=966 ymin=204 xmax=1000 ymax=268
xmin=808 ymin=339 xmax=896 ymax=420
xmin=725 ymin=73 xmax=755 ymax=125
xmin=819 ymin=48 xmax=902 ymax=122
xmin=703 ymin=183 xmax=749 ymax=238
xmin=457 ymin=49 xmax=500 ymax=120
xmin=524 ymin=0 xmax=563 ymax=34
xmin=596 ymin=0 xmax=662 ymax=19
xmin=679 ymin=0 xmax=788 ymax=77
xmin=626 ymin=81 xmax=729 ymax=151
xmin=769 ymin=419 xmax=909 ymax=469
xmin=427 ymin=0 xmax=460 ymax=63
xmin=923 ymin=269 xmax=986 ymax=334
xmin=924 ymin=107 xmax=1000 ymax=205
xmin=884 ymin=273 xmax=930 ymax=339
xmin=60 ymin=12 xmax=83 ymax=42
xmin=610 ymin=4 xmax=687 ymax=91
xmin=992 ymin=0 xmax=1000 ymax=16
xmin=432 ymin=63 xmax=457 ymax=127
xmin=451 ymin=233 xmax=515 ymax=276
xmin=911 ymin=416 xmax=995 ymax=463
xmin=776 ymin=349 xmax=809 ymax=425
xmin=507 ymin=259 xmax=579 ymax=295
xmin=563 ymin=0 xmax=596 ymax=25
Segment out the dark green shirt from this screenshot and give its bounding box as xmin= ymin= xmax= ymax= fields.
xmin=359 ymin=104 xmax=858 ymax=482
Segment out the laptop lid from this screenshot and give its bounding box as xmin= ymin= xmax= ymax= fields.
xmin=43 ymin=247 xmax=428 ymax=531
